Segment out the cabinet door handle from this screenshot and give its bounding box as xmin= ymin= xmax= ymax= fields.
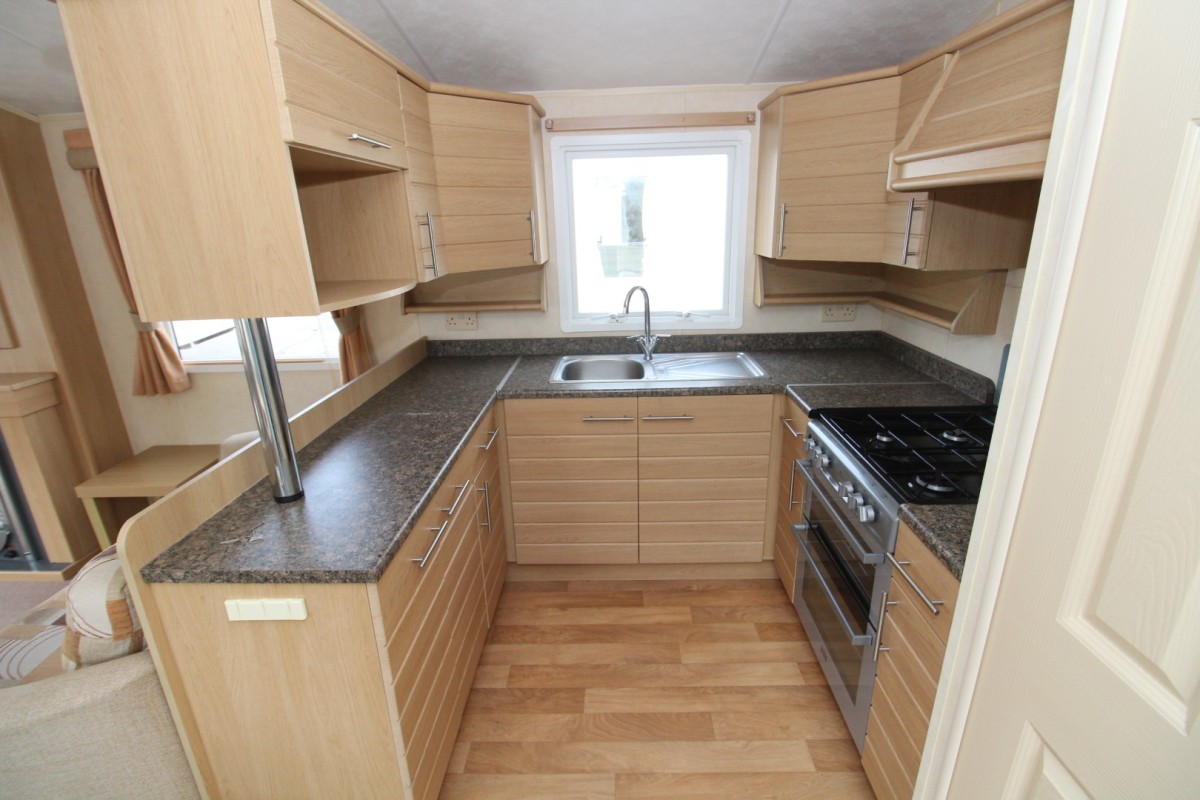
xmin=873 ymin=591 xmax=894 ymax=662
xmin=788 ymin=459 xmax=802 ymax=509
xmin=477 ymin=482 xmax=493 ymax=531
xmin=641 ymin=415 xmax=695 ymax=422
xmin=418 ymin=212 xmax=440 ymax=277
xmin=442 ymin=480 xmax=472 ymax=516
xmin=581 ymin=416 xmax=635 ymax=422
xmin=347 ymin=132 xmax=391 ymax=150
xmin=479 ymin=429 xmax=500 ymax=451
xmin=886 ymin=552 xmax=945 ymax=615
xmin=412 ymin=520 xmax=450 ymax=568
xmin=780 ymin=416 xmax=803 ymax=439
xmin=776 ymin=202 xmax=787 ymax=257
xmin=901 ymin=197 xmax=925 ymax=264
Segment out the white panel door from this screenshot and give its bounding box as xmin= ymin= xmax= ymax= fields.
xmin=947 ymin=1 xmax=1200 ymax=797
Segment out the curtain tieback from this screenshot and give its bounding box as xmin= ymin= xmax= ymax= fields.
xmin=128 ymin=311 xmax=155 ymax=334
xmin=332 ymin=306 xmax=362 ymax=335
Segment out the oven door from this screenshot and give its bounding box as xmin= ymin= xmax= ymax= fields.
xmin=792 ymin=478 xmax=882 ymax=752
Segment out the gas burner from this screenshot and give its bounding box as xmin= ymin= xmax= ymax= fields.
xmin=874 ymin=432 xmax=895 ymax=444
xmin=940 ymin=428 xmax=972 ymax=444
xmin=909 ymin=474 xmax=958 ymax=494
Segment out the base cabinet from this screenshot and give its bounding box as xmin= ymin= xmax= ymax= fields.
xmin=505 ymin=395 xmax=772 ymax=564
xmin=147 ymin=412 xmax=502 ymax=800
xmin=862 ymin=521 xmax=961 ymax=800
xmin=773 ymin=397 xmax=809 ymax=600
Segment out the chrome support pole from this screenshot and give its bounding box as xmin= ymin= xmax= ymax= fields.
xmin=0 ymin=436 xmax=43 ymax=567
xmin=235 ymin=318 xmax=304 ymax=503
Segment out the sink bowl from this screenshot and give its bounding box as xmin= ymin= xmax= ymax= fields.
xmin=550 ymin=352 xmax=766 ymax=385
xmin=558 ymin=357 xmax=646 ymax=381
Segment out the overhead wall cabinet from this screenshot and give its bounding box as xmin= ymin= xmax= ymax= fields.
xmin=753 ymin=0 xmax=1070 ymax=334
xmin=56 ymin=0 xmax=550 ymax=322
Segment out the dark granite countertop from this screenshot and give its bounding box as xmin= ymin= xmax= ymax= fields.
xmin=144 ymin=332 xmax=989 ymax=585
xmin=899 ymin=504 xmax=977 ymax=580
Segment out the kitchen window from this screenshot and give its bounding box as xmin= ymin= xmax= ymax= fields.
xmin=551 ymin=130 xmax=751 ymax=332
xmin=171 ymin=316 xmax=340 ymax=366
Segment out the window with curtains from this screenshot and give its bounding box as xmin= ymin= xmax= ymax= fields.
xmin=170 ymin=316 xmax=341 ymax=364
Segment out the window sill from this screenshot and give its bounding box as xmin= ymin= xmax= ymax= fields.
xmin=183 ymin=360 xmax=339 ymax=374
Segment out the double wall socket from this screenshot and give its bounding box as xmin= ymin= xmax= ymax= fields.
xmin=444 ymin=312 xmax=478 ymax=331
xmin=821 ymin=303 xmax=857 ymax=323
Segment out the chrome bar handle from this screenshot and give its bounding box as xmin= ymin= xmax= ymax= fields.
xmin=901 ymin=197 xmax=925 ymax=264
xmin=479 ymin=429 xmax=500 ymax=451
xmin=788 ymin=459 xmax=801 ymax=509
xmin=418 ymin=212 xmax=440 ymax=277
xmin=873 ymin=592 xmax=894 ymax=662
xmin=642 ymin=415 xmax=695 ymax=421
xmin=528 ymin=209 xmax=539 ymax=261
xmin=887 ymin=552 xmax=945 ymax=615
xmin=776 ymin=202 xmax=787 ymax=256
xmin=477 ymin=483 xmax=493 ymax=530
xmin=582 ymin=416 xmax=635 ymax=422
xmin=780 ymin=416 xmax=803 ymax=439
xmin=412 ymin=520 xmax=450 ymax=568
xmin=347 ymin=132 xmax=392 ymax=149
xmin=796 ymin=532 xmax=873 ymax=647
xmin=442 ymin=480 xmax=472 ymax=516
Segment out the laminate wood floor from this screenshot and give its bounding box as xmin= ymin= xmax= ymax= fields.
xmin=439 ymin=576 xmax=875 ymax=799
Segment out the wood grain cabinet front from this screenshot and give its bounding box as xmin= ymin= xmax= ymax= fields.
xmin=56 ymin=0 xmax=418 ymax=321
xmin=773 ymin=396 xmax=809 ymax=600
xmin=504 ymin=395 xmax=773 ymax=565
xmin=861 ymin=521 xmax=962 ymax=800
xmin=145 ymin=409 xmax=508 ymax=800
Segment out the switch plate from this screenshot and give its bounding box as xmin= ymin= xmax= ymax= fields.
xmin=821 ymin=304 xmax=857 ymax=323
xmin=444 ymin=312 xmax=478 ymax=331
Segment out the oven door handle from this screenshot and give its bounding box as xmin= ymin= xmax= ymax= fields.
xmin=796 ymin=459 xmax=886 ymax=566
xmin=796 ymin=529 xmax=874 ymax=648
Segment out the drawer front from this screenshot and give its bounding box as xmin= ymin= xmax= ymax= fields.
xmin=509 ymin=456 xmax=637 ymax=482
xmin=515 ymin=522 xmax=639 ymax=545
xmin=639 ymin=541 xmax=763 ymax=564
xmin=638 ymin=394 xmax=774 ymax=433
xmin=511 ymin=479 xmax=637 ymax=504
xmin=866 ymin=673 xmax=921 ymax=790
xmin=505 ymin=398 xmax=638 ymax=436
xmin=639 ymin=432 xmax=771 ymax=458
xmin=894 ymin=522 xmax=960 ymax=644
xmin=876 ymin=598 xmax=939 ymax=720
xmin=513 ymin=501 xmax=638 ymax=525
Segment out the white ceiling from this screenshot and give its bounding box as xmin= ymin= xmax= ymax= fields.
xmin=0 ymin=0 xmax=994 ymax=116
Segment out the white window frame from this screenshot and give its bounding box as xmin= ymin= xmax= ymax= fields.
xmin=551 ymin=130 xmax=751 ymax=333
xmin=169 ymin=316 xmax=341 ymax=371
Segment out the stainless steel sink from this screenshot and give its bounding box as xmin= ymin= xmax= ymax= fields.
xmin=550 ymin=352 xmax=766 ymax=385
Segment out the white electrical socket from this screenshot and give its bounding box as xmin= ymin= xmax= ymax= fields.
xmin=444 ymin=312 xmax=478 ymax=331
xmin=821 ymin=304 xmax=857 ymax=323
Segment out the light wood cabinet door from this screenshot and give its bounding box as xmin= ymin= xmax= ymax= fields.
xmin=56 ymin=0 xmax=419 ymax=320
xmin=861 ymin=521 xmax=961 ymax=800
xmin=506 ymin=398 xmax=639 ymax=564
xmin=638 ymin=395 xmax=773 ymax=564
xmin=756 ymin=77 xmax=912 ymax=263
xmin=428 ymin=95 xmax=549 ymax=275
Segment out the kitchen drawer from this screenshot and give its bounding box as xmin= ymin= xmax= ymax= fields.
xmin=876 ymin=594 xmax=939 ymax=719
xmin=894 ymin=522 xmax=960 ymax=644
xmin=638 ymin=394 xmax=774 ymax=433
xmin=505 ymin=398 xmax=638 ymax=436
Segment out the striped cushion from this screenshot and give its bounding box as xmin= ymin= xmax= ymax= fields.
xmin=0 ymin=589 xmax=67 ymax=688
xmin=62 ymin=546 xmax=145 ymax=671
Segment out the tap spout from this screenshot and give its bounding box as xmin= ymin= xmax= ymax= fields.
xmin=622 ymin=285 xmax=659 ymax=360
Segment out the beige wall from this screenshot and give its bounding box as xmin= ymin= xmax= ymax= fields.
xmin=37 ymin=114 xmax=421 ymax=451
xmin=412 ymin=85 xmax=1019 ymax=382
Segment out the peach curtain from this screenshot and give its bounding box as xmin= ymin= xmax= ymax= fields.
xmin=81 ymin=169 xmax=191 ymax=396
xmin=331 ymin=306 xmax=370 ymax=383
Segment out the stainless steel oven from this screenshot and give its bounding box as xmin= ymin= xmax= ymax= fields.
xmin=789 ymin=403 xmax=995 ymax=752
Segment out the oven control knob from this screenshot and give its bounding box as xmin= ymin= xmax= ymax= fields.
xmin=839 ymin=482 xmax=855 ymax=499
xmin=816 ymin=454 xmax=830 ymax=468
xmin=849 ymin=492 xmax=865 ymax=507
xmin=858 ymin=505 xmax=877 ymax=523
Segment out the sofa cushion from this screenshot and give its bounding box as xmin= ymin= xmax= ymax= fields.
xmin=0 ymin=588 xmax=68 ymax=688
xmin=62 ymin=546 xmax=145 ymax=670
